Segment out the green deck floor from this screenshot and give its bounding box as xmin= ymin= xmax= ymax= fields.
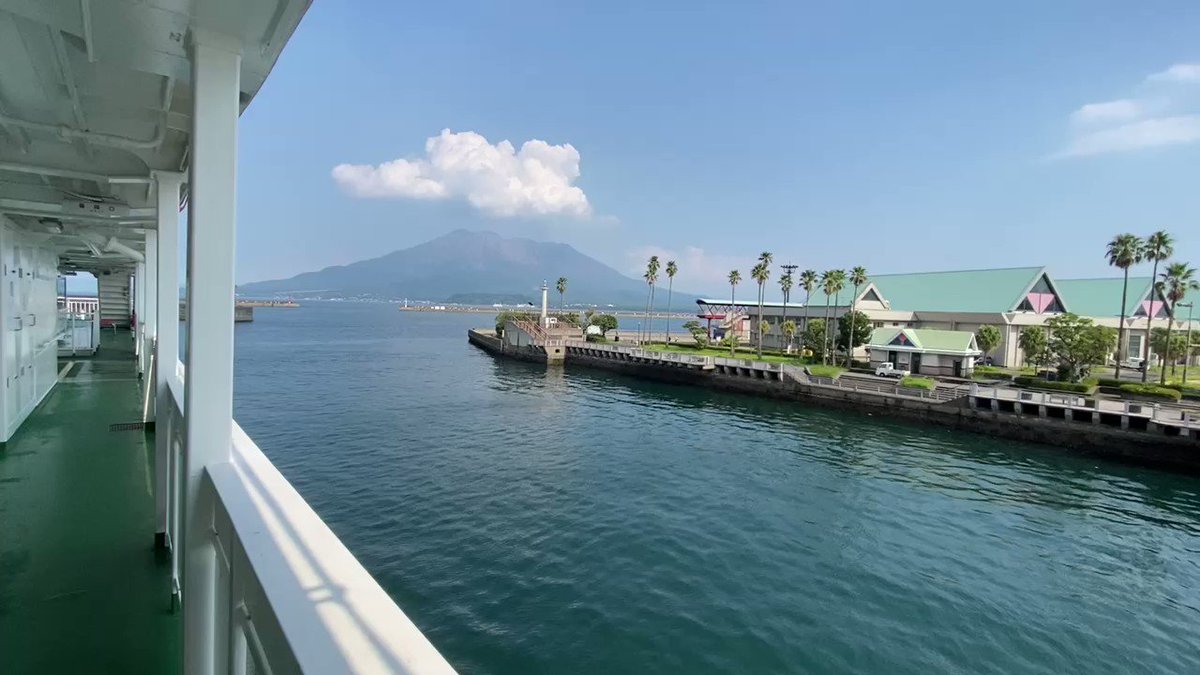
xmin=0 ymin=330 xmax=180 ymax=674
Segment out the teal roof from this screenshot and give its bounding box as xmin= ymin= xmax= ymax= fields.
xmin=1055 ymin=277 xmax=1152 ymax=318
xmin=870 ymin=267 xmax=1048 ymax=313
xmin=868 ymin=328 xmax=979 ymax=353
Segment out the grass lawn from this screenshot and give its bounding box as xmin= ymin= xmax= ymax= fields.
xmin=900 ymin=376 xmax=935 ymax=390
xmin=643 ymin=343 xmax=808 ymax=365
xmin=806 ymin=364 xmax=845 ymax=378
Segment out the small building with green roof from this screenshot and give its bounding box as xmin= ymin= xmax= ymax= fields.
xmin=867 ymin=328 xmax=982 ymax=377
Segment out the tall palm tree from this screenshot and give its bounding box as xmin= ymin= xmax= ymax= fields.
xmin=1105 ymin=234 xmax=1144 ymax=378
xmin=1158 ymin=262 xmax=1198 ymax=385
xmin=664 ymin=260 xmax=678 ymax=343
xmin=752 ymin=252 xmax=772 ymax=357
xmin=727 ymin=269 xmax=741 ymax=355
xmin=643 ymin=255 xmax=660 ymax=343
xmin=820 ymin=270 xmax=837 ymax=365
xmin=779 ymin=270 xmax=795 ymax=352
xmin=828 ymin=270 xmax=847 ymax=363
xmin=1142 ymin=230 xmax=1174 ymax=381
xmin=845 ymin=266 xmax=868 ymax=367
xmin=555 ymin=276 xmax=568 ymax=312
xmin=800 ymin=269 xmax=817 ymax=342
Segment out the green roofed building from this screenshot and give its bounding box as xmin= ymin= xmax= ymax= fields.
xmin=696 ymin=266 xmax=1193 ymax=370
xmin=867 ymin=328 xmax=982 ymax=377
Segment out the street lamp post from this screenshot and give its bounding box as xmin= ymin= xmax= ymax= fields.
xmin=1179 ymin=302 xmax=1194 ymax=384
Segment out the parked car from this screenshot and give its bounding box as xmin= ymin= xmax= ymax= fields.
xmin=874 ymin=362 xmax=910 ymax=378
xmin=1119 ymin=357 xmax=1144 ymax=371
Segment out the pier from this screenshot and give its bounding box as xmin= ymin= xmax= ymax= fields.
xmin=468 ymin=325 xmax=1200 ymax=474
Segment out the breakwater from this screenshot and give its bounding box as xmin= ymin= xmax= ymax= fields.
xmin=468 ymin=329 xmax=1200 ymax=474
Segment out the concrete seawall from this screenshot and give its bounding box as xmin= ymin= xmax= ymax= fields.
xmin=468 ymin=329 xmax=550 ymax=364
xmin=470 ymin=330 xmax=1200 ymax=474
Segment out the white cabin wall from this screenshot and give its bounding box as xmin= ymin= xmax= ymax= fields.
xmin=0 ymin=216 xmax=62 ymax=442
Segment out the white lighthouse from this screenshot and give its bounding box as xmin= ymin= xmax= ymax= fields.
xmin=540 ymin=280 xmax=549 ymax=328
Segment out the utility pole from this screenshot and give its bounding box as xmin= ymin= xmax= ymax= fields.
xmin=781 ymin=263 xmax=798 ymax=353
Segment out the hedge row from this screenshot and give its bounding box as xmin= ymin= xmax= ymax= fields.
xmin=1118 ymin=383 xmax=1182 ymax=401
xmin=1012 ymin=376 xmax=1094 ymax=394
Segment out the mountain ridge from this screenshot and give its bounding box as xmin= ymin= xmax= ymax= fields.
xmin=238 ymin=229 xmax=704 ymax=306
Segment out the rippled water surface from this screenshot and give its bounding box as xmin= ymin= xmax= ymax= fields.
xmin=233 ymin=303 xmax=1200 ymax=675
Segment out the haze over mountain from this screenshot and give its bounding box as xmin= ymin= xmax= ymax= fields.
xmin=238 ymin=230 xmax=704 ymax=307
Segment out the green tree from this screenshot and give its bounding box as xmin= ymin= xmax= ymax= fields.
xmin=844 ymin=266 xmax=868 ymax=367
xmin=835 ymin=309 xmax=872 ymax=356
xmin=643 ymin=256 xmax=660 ymax=343
xmin=495 ymin=310 xmax=536 ymax=337
xmin=1141 ymin=230 xmax=1174 ymax=381
xmin=1157 ymin=261 xmax=1198 ymax=382
xmin=682 ymin=319 xmax=709 ymax=349
xmin=752 ymin=253 xmax=772 ymax=358
xmin=664 ymin=260 xmax=678 ymax=341
xmin=1106 ymin=233 xmax=1144 ymax=378
xmin=1045 ymin=313 xmax=1117 ymax=382
xmin=975 ymin=325 xmax=1002 ymax=356
xmin=778 ymin=269 xmax=795 ymax=351
xmin=820 ymin=270 xmax=846 ymax=364
xmin=1018 ymin=326 xmax=1048 ymax=372
xmin=781 ymin=319 xmax=797 ymax=351
xmin=802 ymin=318 xmax=827 ymax=361
xmin=589 ymin=313 xmax=619 ymax=337
xmin=555 ymin=276 xmax=568 ymax=311
xmin=719 ymin=331 xmax=740 ymax=354
xmin=799 ymin=269 xmax=817 ymax=337
xmin=1150 ymin=327 xmax=1187 ymax=366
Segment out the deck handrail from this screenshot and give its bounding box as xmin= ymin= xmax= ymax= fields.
xmin=166 ymin=361 xmax=457 ymax=674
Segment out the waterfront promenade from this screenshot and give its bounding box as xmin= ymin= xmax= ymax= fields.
xmin=468 ymin=327 xmax=1200 ymax=473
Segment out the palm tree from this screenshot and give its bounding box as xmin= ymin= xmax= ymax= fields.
xmin=1105 ymin=234 xmax=1144 ymax=379
xmin=728 ymin=269 xmax=741 ymax=356
xmin=779 ymin=270 xmax=795 ymax=352
xmin=830 ymin=267 xmax=849 ymax=362
xmin=555 ymin=276 xmax=568 ymax=312
xmin=643 ymin=255 xmax=660 ymax=343
xmin=1158 ymin=262 xmax=1198 ymax=384
xmin=820 ymin=270 xmax=837 ymax=365
xmin=752 ymin=253 xmax=772 ymax=358
xmin=664 ymin=260 xmax=678 ymax=343
xmin=845 ymin=266 xmax=868 ymax=368
xmin=1142 ymin=230 xmax=1174 ymax=381
xmin=800 ymin=269 xmax=817 ymax=342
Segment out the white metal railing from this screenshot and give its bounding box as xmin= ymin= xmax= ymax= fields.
xmin=163 ymin=362 xmax=457 ymax=674
xmin=970 ymin=383 xmax=1200 ymax=428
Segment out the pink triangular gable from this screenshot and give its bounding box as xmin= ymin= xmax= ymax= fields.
xmin=1141 ymin=300 xmax=1164 ymax=317
xmin=1027 ymin=292 xmax=1054 ymax=314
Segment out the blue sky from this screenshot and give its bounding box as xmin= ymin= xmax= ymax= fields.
xmin=231 ymin=0 xmax=1200 ymax=296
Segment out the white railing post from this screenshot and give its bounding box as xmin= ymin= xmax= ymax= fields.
xmin=182 ymin=28 xmax=241 ymax=675
xmin=144 ymin=228 xmax=159 ymax=419
xmin=154 ymin=172 xmax=183 ymax=549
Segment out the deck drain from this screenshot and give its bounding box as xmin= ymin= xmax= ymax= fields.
xmin=109 ymin=422 xmax=146 ymax=432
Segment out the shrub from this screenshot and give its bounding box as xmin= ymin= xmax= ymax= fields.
xmin=973 ymin=365 xmax=1014 ymax=381
xmin=1012 ymin=376 xmax=1094 ymax=394
xmin=807 ymin=365 xmax=843 ymax=379
xmin=900 ymin=376 xmax=935 ymax=390
xmin=1095 ymin=377 xmax=1124 ymax=388
xmin=1118 ymin=384 xmax=1182 ymax=401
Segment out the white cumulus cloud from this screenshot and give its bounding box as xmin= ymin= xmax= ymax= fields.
xmin=1054 ymin=63 xmax=1200 ymax=158
xmin=332 ymin=129 xmax=592 ymax=218
xmin=1056 ymin=115 xmax=1200 ymax=158
xmin=1069 ymin=99 xmax=1147 ymax=126
xmin=1147 ymin=63 xmax=1200 ymax=83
